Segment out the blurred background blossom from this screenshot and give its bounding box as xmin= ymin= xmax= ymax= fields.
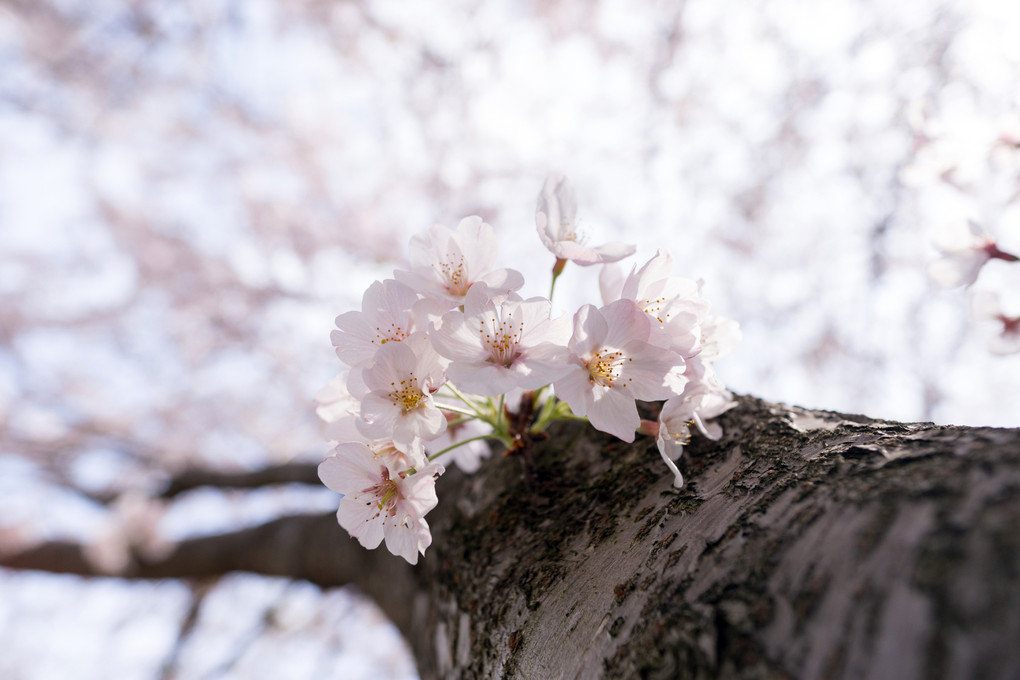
xmin=2 ymin=0 xmax=1019 ymax=677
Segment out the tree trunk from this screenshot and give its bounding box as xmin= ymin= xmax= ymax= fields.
xmin=5 ymin=395 xmax=1020 ymax=679
xmin=401 ymin=395 xmax=1020 ymax=679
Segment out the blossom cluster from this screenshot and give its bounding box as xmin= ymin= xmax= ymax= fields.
xmin=927 ymin=222 xmax=1020 ymax=354
xmin=906 ymin=104 xmax=1020 ymax=355
xmin=316 ymin=175 xmax=740 ymax=563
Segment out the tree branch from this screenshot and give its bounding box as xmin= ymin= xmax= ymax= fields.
xmin=0 ymin=512 xmax=417 ymax=634
xmin=158 ymin=462 xmax=322 ymax=498
xmin=4 ymin=395 xmax=1020 ymax=679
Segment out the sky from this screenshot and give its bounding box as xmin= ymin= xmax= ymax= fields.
xmin=1 ymin=0 xmax=1019 ymax=677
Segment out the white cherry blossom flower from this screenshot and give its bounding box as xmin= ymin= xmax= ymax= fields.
xmin=315 ymin=373 xmax=430 ymax=464
xmin=394 ymin=216 xmax=524 ymax=306
xmin=553 ymin=299 xmax=687 ymax=442
xmin=972 ymin=291 xmax=1020 ymax=355
xmin=656 ymin=377 xmax=736 ymax=487
xmin=698 ymin=313 xmax=742 ymax=362
xmin=331 ymin=279 xmax=425 ymax=367
xmin=535 ymin=174 xmax=635 ymax=266
xmin=430 ymin=283 xmax=571 ymax=395
xmin=358 ymin=335 xmax=448 ymax=448
xmin=318 ymin=442 xmax=443 ymax=564
xmin=314 ymin=373 xmax=362 ymax=443
xmin=928 ymin=221 xmax=1018 ymax=288
xmin=607 ymin=249 xmax=706 ymax=357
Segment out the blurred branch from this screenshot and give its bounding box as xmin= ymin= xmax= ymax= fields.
xmin=0 ymin=513 xmax=342 ymax=583
xmin=0 ymin=511 xmax=418 ymax=635
xmin=157 ymin=579 xmax=216 ymax=680
xmin=158 ymin=462 xmax=322 ymax=498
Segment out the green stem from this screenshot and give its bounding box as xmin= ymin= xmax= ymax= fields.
xmin=441 ymin=384 xmax=486 ymax=416
xmin=530 ymin=392 xmax=561 ymax=433
xmin=549 ymin=257 xmax=567 ymax=301
xmin=428 ymin=434 xmax=504 ymax=461
xmin=437 ymin=403 xmax=484 ymax=419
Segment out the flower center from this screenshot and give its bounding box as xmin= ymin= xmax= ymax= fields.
xmin=370 ymin=440 xmax=414 ymax=471
xmin=586 ymin=348 xmax=632 ymax=388
xmin=387 ymin=374 xmax=424 ymax=413
xmin=481 ymin=312 xmax=523 ymax=367
xmin=436 ymin=255 xmax=469 ymax=295
xmin=641 ymin=297 xmax=671 ymax=324
xmin=559 ymin=218 xmax=588 ymax=245
xmin=375 ymin=321 xmax=410 ymax=345
xmin=366 ymin=469 xmax=400 ymax=516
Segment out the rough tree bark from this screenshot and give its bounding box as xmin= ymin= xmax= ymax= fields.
xmin=5 ymin=395 xmax=1020 ymax=679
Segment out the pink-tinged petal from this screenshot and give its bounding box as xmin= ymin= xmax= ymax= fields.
xmin=509 ymin=352 xmax=572 ymax=390
xmin=453 ymin=216 xmax=496 ymax=273
xmin=358 ymin=393 xmax=400 ymax=438
xmin=535 ymin=175 xmax=634 ymax=265
xmin=622 ymin=346 xmax=688 ymax=401
xmin=553 ymin=367 xmax=595 ymax=418
xmin=331 ymin=313 xmax=378 ymax=366
xmin=337 ymin=497 xmax=385 ymax=549
xmin=621 ymin=249 xmax=674 ymax=300
xmin=551 ymin=238 xmax=635 ymax=267
xmin=586 ymin=387 xmax=640 ymax=442
xmin=332 ymin=280 xmax=420 ymax=367
xmin=321 ymin=413 xmax=362 ymax=443
xmin=599 ymin=263 xmax=626 ymax=305
xmin=600 ymin=299 xmax=651 ymax=348
xmin=683 ymin=355 xmax=708 ymax=382
xmin=587 ymin=241 xmax=637 ymax=265
xmin=446 ymin=362 xmax=517 ymax=396
xmin=413 ymin=295 xmax=452 ymax=329
xmin=430 ymin=311 xmax=478 ymax=363
xmin=400 ymin=464 xmax=443 ymax=514
xmin=520 ymin=299 xmax=569 ymax=348
xmin=363 ymin=279 xmax=419 ymax=315
xmin=317 ymin=443 xmax=379 ymax=493
xmin=314 ymin=375 xmax=363 ymax=442
xmin=392 ymin=405 xmax=446 ymax=445
xmin=656 ymin=441 xmax=685 ymax=489
xmin=345 ymin=365 xmax=369 ymax=399
xmin=570 ymin=305 xmax=608 ymax=357
xmin=406 ymin=229 xmax=437 ymax=270
xmin=384 ymin=518 xmax=428 ymax=565
xmin=695 ymin=416 xmax=723 ymax=440
xmin=536 ymin=173 xmax=577 ymax=243
xmin=477 ymin=268 xmax=525 ymax=296
xmin=362 ymin=342 xmax=414 ymax=391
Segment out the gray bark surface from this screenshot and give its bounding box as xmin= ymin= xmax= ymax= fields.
xmin=405 ymin=395 xmax=1020 ymax=679
xmin=4 ymin=395 xmax=1020 ymax=679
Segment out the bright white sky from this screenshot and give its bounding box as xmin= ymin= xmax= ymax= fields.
xmin=1 ymin=0 xmax=1019 ymax=677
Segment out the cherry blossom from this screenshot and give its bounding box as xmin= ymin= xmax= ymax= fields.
xmin=698 ymin=312 xmax=742 ymax=362
xmin=314 ymin=373 xmax=362 ymax=443
xmin=317 ymin=178 xmax=742 ymax=563
xmin=553 ymin=299 xmax=687 ymax=441
xmin=318 ymin=441 xmax=443 ymax=564
xmin=928 ymin=222 xmax=1018 ymax=288
xmin=430 ymin=283 xmax=571 ymax=395
xmin=394 ymin=216 xmax=524 ymax=306
xmin=358 ymin=335 xmax=448 ymax=448
xmin=603 ymin=249 xmax=706 ymax=357
xmin=535 ymin=174 xmax=635 ymax=266
xmin=972 ymin=291 xmax=1020 ymax=355
xmin=655 ymin=377 xmax=736 ymax=487
xmin=331 ymin=279 xmax=424 ymax=367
